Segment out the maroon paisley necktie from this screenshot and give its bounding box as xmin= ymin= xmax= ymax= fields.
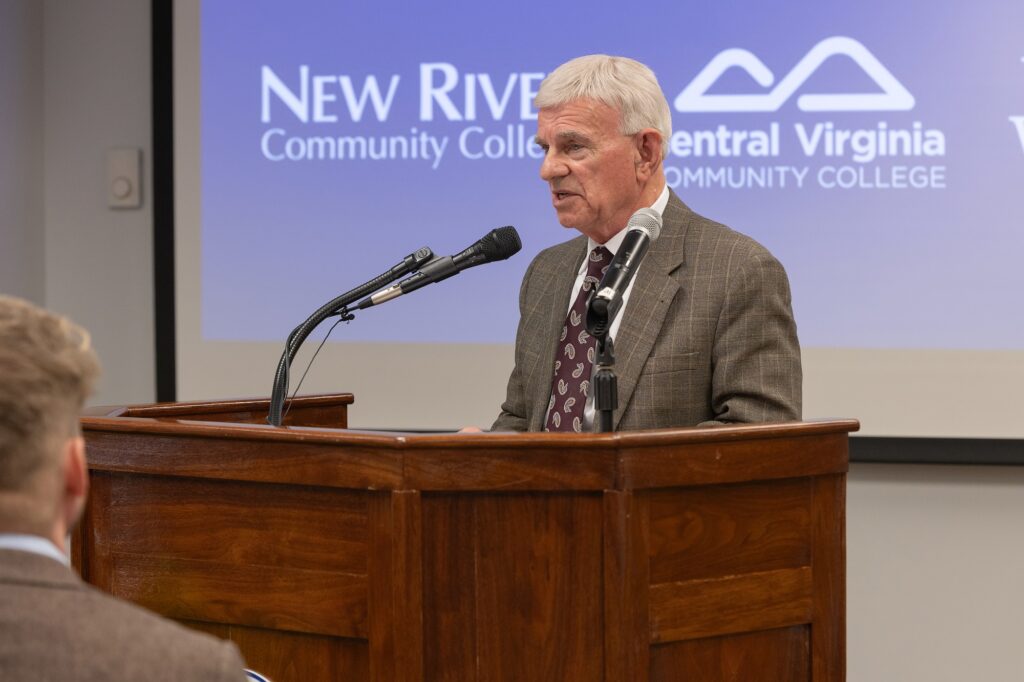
xmin=545 ymin=246 xmax=611 ymax=432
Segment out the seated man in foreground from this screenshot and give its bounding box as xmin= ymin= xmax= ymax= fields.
xmin=492 ymin=55 xmax=802 ymax=432
xmin=0 ymin=295 xmax=247 ymax=681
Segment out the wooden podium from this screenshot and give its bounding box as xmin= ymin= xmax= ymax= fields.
xmin=76 ymin=395 xmax=856 ymax=681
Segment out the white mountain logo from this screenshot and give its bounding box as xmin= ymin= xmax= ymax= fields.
xmin=1011 ymin=117 xmax=1024 ymax=153
xmin=674 ymin=36 xmax=915 ymax=113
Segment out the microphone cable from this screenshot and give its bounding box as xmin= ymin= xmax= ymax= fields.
xmin=281 ymin=314 xmax=348 ymax=423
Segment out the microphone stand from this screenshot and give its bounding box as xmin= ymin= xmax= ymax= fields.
xmin=586 ymin=294 xmax=617 ymax=433
xmin=591 ymin=332 xmax=617 ymax=433
xmin=583 ymin=209 xmax=662 ymax=433
xmin=266 ymin=227 xmax=520 ymax=427
xmin=267 ymin=247 xmax=432 ymax=427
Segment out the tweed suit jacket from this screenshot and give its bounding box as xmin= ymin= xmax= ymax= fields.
xmin=492 ymin=190 xmax=801 ymax=431
xmin=0 ymin=549 xmax=246 ymax=682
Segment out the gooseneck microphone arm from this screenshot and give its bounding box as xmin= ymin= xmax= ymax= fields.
xmin=266 ymin=226 xmax=522 ymax=428
xmin=585 ymin=208 xmax=663 ymax=432
xmin=585 ymin=208 xmax=662 ymax=338
xmin=267 ymin=247 xmax=434 ymax=427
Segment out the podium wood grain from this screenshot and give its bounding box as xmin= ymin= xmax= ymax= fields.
xmin=76 ymin=395 xmax=856 ymax=681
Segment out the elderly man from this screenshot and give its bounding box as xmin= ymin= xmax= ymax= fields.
xmin=492 ymin=55 xmax=801 ymax=432
xmin=0 ymin=296 xmax=247 ymax=680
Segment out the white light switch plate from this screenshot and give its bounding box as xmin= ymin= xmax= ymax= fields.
xmin=107 ymin=147 xmax=142 ymax=209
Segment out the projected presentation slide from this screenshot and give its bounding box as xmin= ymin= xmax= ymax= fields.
xmin=198 ymin=0 xmax=1024 ymax=352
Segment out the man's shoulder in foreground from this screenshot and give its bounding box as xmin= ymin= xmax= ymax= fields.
xmin=0 ymin=549 xmax=245 ymax=682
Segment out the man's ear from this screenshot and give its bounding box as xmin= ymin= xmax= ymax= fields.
xmin=61 ymin=436 xmax=89 ymax=530
xmin=634 ymin=129 xmax=664 ymax=180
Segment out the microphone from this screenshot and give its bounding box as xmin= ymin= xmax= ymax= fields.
xmin=286 ymin=246 xmax=433 ymax=348
xmin=353 ymin=226 xmax=521 ymax=309
xmin=586 ymin=208 xmax=662 ymax=337
xmin=267 ymin=245 xmax=434 ymax=427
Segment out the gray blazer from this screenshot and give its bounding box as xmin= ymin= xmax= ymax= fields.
xmin=0 ymin=549 xmax=246 ymax=682
xmin=492 ymin=191 xmax=802 ymax=431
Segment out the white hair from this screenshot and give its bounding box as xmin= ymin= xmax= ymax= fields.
xmin=534 ymin=54 xmax=672 ymax=156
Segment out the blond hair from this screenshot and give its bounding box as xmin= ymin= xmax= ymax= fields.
xmin=0 ymin=296 xmax=99 ymax=494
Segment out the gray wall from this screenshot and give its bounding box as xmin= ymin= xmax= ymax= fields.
xmin=848 ymin=464 xmax=1024 ymax=680
xmin=6 ymin=0 xmax=156 ymax=405
xmin=1 ymin=2 xmax=1021 ymax=679
xmin=0 ymin=1 xmax=44 ymax=303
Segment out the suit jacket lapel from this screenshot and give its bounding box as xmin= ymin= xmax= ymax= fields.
xmin=527 ymin=238 xmax=589 ymax=430
xmin=611 ymin=192 xmax=691 ymax=429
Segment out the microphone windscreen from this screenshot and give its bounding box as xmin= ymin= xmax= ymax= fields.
xmin=628 ymin=208 xmax=662 ymax=241
xmin=483 ymin=226 xmax=522 ymax=261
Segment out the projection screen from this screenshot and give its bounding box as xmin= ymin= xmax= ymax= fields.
xmin=173 ymin=0 xmax=1024 ymax=436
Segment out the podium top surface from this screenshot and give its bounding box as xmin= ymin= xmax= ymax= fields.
xmin=80 ymin=394 xmax=858 ymax=492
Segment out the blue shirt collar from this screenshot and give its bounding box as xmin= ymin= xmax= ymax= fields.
xmin=0 ymin=533 xmax=69 ymax=566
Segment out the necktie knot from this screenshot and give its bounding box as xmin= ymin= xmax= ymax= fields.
xmin=582 ymin=246 xmax=611 ymax=293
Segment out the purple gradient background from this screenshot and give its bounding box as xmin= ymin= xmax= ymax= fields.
xmin=200 ymin=0 xmax=1024 ymax=349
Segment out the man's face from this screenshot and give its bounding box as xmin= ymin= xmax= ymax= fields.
xmin=535 ymin=99 xmax=643 ymax=243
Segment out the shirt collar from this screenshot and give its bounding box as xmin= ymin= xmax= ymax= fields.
xmin=587 ymin=184 xmax=670 ymax=257
xmin=0 ymin=533 xmax=69 ymax=566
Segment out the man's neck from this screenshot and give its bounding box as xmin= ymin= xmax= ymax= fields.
xmin=637 ymin=176 xmax=667 ymax=209
xmin=592 ymin=181 xmax=668 ymax=245
xmin=0 ymin=513 xmax=68 ymax=555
